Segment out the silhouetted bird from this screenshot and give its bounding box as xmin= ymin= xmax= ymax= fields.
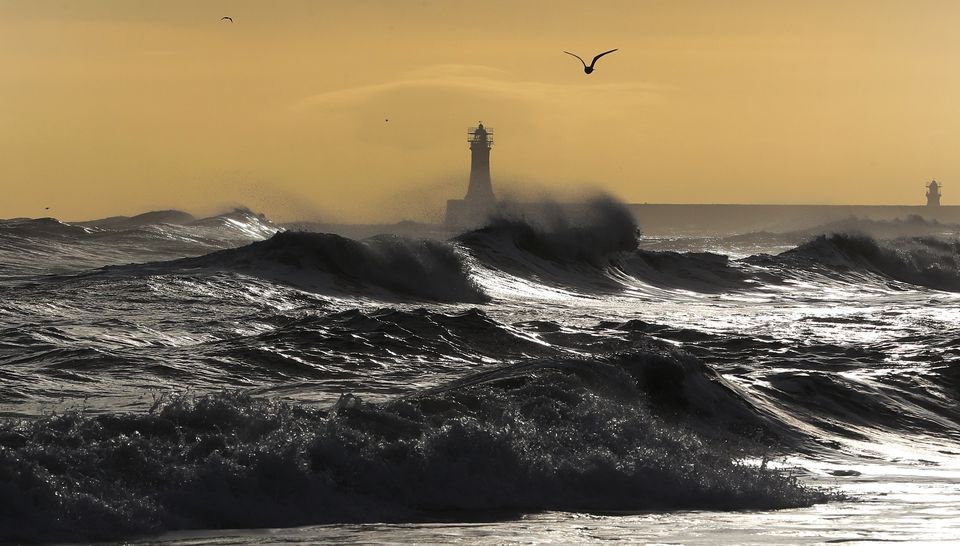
xmin=564 ymin=49 xmax=618 ymax=74
xmin=44 ymin=207 xmax=50 ymax=210
xmin=221 ymin=16 xmax=233 ymax=23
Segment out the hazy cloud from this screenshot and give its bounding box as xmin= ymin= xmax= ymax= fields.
xmin=294 ymin=64 xmax=665 ymax=112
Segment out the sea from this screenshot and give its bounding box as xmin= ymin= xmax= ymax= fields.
xmin=1 ymin=200 xmax=958 ymax=544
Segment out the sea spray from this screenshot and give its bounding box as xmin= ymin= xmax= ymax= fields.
xmin=459 ymin=197 xmax=640 ymax=266
xmin=0 ymin=349 xmax=830 ymax=543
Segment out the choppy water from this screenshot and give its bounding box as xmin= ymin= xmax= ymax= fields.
xmin=1 ymin=202 xmax=958 ymax=544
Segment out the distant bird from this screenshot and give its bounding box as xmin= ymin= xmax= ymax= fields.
xmin=564 ymin=49 xmax=618 ymax=74
xmin=385 ymin=118 xmax=389 ymax=122
xmin=220 ymin=16 xmax=233 ymax=23
xmin=44 ymin=207 xmax=50 ymax=210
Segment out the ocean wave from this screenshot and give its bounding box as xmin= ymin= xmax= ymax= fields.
xmin=76 ymin=210 xmax=197 ymax=229
xmin=458 ymin=198 xmax=639 ymax=267
xmin=457 ymin=198 xmax=646 ymax=292
xmin=0 ymin=217 xmax=94 ymax=238
xmin=790 ymin=214 xmax=960 ymax=240
xmin=621 ymin=249 xmax=772 ymax=292
xmin=458 ymin=199 xmax=776 ymax=293
xmin=742 ymin=360 xmax=960 ymax=448
xmin=0 ymin=209 xmax=279 ymax=278
xmin=246 ymin=307 xmax=554 ymax=361
xmin=934 ymin=362 xmax=960 ymax=402
xmin=183 ymin=208 xmax=279 ymax=240
xmin=754 ymin=234 xmax=960 ymax=291
xmin=0 ymin=305 xmax=560 ymax=414
xmin=201 ymin=307 xmax=559 ymax=385
xmin=0 ymin=349 xmax=829 ymax=542
xmin=135 ymin=231 xmax=488 ymax=303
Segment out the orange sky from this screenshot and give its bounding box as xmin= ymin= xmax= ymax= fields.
xmin=2 ymin=1 xmax=960 ymax=222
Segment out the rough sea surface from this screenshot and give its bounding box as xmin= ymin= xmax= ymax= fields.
xmin=1 ymin=203 xmax=958 ymax=544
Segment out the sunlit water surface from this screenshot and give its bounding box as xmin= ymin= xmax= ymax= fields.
xmin=2 ymin=213 xmax=959 ymax=544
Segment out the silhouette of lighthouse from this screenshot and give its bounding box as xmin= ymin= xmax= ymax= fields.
xmin=445 ymin=122 xmax=497 ymax=225
xmin=926 ymin=179 xmax=942 ymax=207
xmin=465 ymin=123 xmax=495 ymax=203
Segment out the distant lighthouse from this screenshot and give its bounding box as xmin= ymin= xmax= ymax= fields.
xmin=926 ymin=179 xmax=942 ymax=207
xmin=445 ymin=122 xmax=497 ymax=226
xmin=464 ymin=123 xmax=495 ymax=204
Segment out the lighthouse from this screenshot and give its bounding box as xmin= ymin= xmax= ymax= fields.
xmin=445 ymin=122 xmax=497 ymax=225
xmin=464 ymin=123 xmax=495 ymax=204
xmin=927 ymin=179 xmax=942 ymax=207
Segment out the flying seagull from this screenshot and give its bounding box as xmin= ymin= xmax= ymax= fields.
xmin=220 ymin=16 xmax=233 ymax=22
xmin=564 ymin=49 xmax=618 ymax=74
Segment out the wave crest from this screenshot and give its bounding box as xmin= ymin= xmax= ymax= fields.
xmin=0 ymin=349 xmax=828 ymax=542
xmin=459 ymin=198 xmax=639 ymax=266
xmin=771 ymin=234 xmax=960 ymax=291
xmin=167 ymin=231 xmax=488 ymax=302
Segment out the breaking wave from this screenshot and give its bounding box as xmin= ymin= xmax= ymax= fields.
xmin=149 ymin=231 xmax=488 ymax=303
xmin=0 ymin=347 xmax=830 ymax=543
xmin=757 ymin=234 xmax=960 ymax=291
xmin=458 ymin=199 xmax=770 ymax=293
xmin=458 ymin=198 xmax=640 ymax=267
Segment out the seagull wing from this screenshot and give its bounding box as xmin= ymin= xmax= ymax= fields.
xmin=563 ymin=51 xmax=588 ymax=68
xmin=221 ymin=16 xmax=233 ymax=22
xmin=589 ymin=48 xmax=618 ymax=68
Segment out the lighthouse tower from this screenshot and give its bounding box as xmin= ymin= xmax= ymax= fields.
xmin=927 ymin=179 xmax=942 ymax=207
xmin=464 ymin=123 xmax=495 ymax=204
xmin=445 ymin=122 xmax=497 ymax=225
